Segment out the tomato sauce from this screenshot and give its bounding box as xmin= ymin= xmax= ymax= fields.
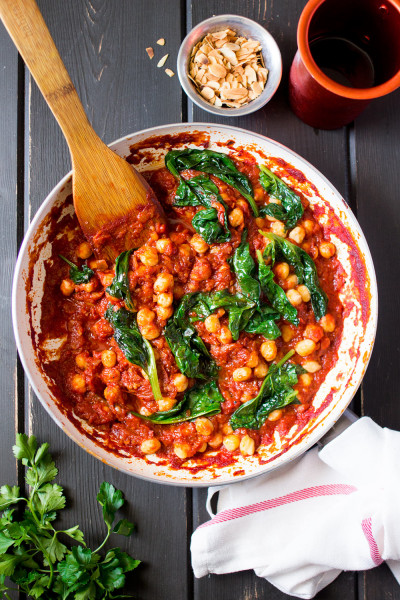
xmin=34 ymin=139 xmax=355 ymax=471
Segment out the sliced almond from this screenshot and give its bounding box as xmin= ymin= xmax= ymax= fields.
xmin=251 ymin=81 xmax=263 ymax=97
xmin=244 ymin=65 xmax=257 ymax=84
xmin=206 ymin=80 xmax=220 ymax=90
xmin=146 ymin=47 xmax=154 ymax=59
xmin=208 ymin=63 xmax=227 ymax=78
xmin=200 ymin=86 xmax=215 ymax=100
xmin=165 ymin=68 xmax=175 ymax=77
xmin=219 ymin=47 xmax=238 ymax=65
xmin=157 ymin=54 xmax=169 ymax=68
xmin=214 ymin=96 xmax=223 ymax=107
xmin=223 ymin=42 xmax=240 ymax=51
xmin=157 ymin=38 xmax=166 ymax=46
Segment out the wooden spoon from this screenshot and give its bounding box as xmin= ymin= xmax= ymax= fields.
xmin=0 ymin=0 xmax=164 ymax=261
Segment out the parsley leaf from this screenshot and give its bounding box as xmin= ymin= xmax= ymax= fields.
xmin=0 ymin=434 xmax=140 ymax=598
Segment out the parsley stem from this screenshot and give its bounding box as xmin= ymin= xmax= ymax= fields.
xmin=93 ymin=525 xmax=111 ymax=553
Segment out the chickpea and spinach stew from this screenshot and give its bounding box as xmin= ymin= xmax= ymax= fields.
xmin=40 ymin=143 xmax=344 ymax=469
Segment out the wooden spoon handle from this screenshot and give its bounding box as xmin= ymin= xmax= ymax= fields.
xmin=0 ymin=0 xmax=96 ymax=150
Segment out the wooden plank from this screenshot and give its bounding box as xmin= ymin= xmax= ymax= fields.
xmin=0 ymin=25 xmax=20 ymax=486
xmin=188 ymin=1 xmax=356 ymax=599
xmin=355 ymin=87 xmax=400 ymax=599
xmin=25 ymin=1 xmax=187 ymax=598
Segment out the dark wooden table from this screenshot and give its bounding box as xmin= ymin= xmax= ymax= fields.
xmin=1 ymin=1 xmax=399 ymax=598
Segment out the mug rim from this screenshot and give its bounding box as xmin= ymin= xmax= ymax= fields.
xmin=297 ymin=0 xmax=400 ymax=100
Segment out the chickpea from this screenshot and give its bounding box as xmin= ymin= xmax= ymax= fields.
xmin=179 ymin=243 xmax=192 ymax=257
xmin=190 ymin=234 xmax=209 ymax=254
xmin=104 ymin=385 xmax=121 ymax=403
xmin=260 ymin=340 xmax=277 ymax=362
xmin=156 ymin=238 xmax=172 ymax=253
xmin=285 ymin=274 xmax=299 ymax=290
xmin=89 ymin=259 xmax=107 ymax=271
xmin=138 ymin=405 xmax=153 ymax=417
xmin=172 ymin=373 xmax=188 ymax=393
xmin=319 ymin=241 xmax=336 ymax=258
xmin=240 ymin=435 xmax=255 ymax=456
xmin=198 ymin=442 xmax=208 ymax=453
xmin=195 ymin=417 xmax=214 ymax=436
xmin=255 ymin=217 xmax=266 ymax=227
xmin=80 ymin=280 xmax=97 ymax=293
xmin=233 ymin=367 xmax=252 ymax=382
xmin=157 ymin=396 xmax=176 ymax=411
xmin=303 ymin=219 xmax=314 ymax=235
xmin=140 ymin=323 xmax=160 ymax=340
xmin=191 ymin=259 xmax=212 ymax=282
xmin=303 ymin=360 xmax=322 ymax=373
xmin=241 ymin=391 xmax=253 ymax=403
xmin=246 ymin=351 xmax=259 ymax=368
xmin=254 ymin=360 xmax=268 ymax=378
xmin=268 ymin=409 xmax=282 ymax=422
xmin=228 ymin=208 xmax=244 ymax=227
xmin=223 ymin=434 xmax=240 ymax=452
xmin=60 ymin=279 xmax=75 ymax=296
xmin=140 ymin=438 xmax=161 ymax=454
xmin=288 ymin=226 xmax=305 ymax=245
xmin=222 ymin=423 xmax=233 ymax=435
xmin=270 ymin=220 xmax=286 ymax=237
xmin=157 ymin=292 xmax=173 ymax=308
xmin=205 ymin=314 xmax=220 ymax=334
xmin=75 ymin=353 xmax=88 ymax=369
xmin=208 ymin=432 xmax=223 ymax=448
xmin=102 ymin=367 xmax=120 ymax=384
xmin=295 ymin=339 xmax=316 ymax=357
xmin=300 ymin=373 xmax=313 ymax=386
xmin=154 ymin=273 xmax=174 ymax=293
xmin=286 ymin=289 xmax=302 ymax=307
xmin=101 ymin=273 xmax=115 ymax=288
xmin=174 ymin=443 xmax=190 ymax=460
xmin=137 ymin=308 xmax=156 ymax=327
xmin=139 ymin=246 xmax=159 ymax=266
xmin=297 ymin=285 xmax=311 ymax=302
xmin=101 ymin=349 xmax=117 ymax=368
xmin=76 ymin=242 xmax=92 ymax=259
xmin=274 ymin=262 xmax=290 ymax=280
xmin=304 ymin=324 xmax=324 ymax=342
xmin=219 ymin=326 xmax=233 ymax=344
xmin=281 ymin=325 xmax=295 ymax=343
xmin=71 ymin=374 xmax=86 ymax=394
xmin=155 ymin=305 xmax=173 ymax=321
xmin=320 ymin=314 xmax=336 ymax=333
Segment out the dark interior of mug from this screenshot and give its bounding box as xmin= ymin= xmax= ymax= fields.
xmin=307 ymin=0 xmax=400 ymax=88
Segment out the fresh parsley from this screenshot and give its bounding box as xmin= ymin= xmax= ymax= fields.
xmin=0 ymin=434 xmax=140 ymax=599
xmin=59 ymin=255 xmax=94 ymax=284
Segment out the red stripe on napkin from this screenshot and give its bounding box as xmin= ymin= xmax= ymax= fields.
xmin=200 ymin=484 xmax=357 ymax=529
xmin=361 ymin=518 xmax=383 ymax=566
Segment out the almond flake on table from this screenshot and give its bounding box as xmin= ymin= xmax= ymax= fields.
xmin=157 ymin=38 xmax=166 ymax=45
xmin=146 ymin=47 xmax=154 ymax=59
xmin=157 ymin=54 xmax=169 ymax=68
xmin=188 ymin=28 xmax=268 ymax=109
xmin=165 ymin=68 xmax=175 ymax=77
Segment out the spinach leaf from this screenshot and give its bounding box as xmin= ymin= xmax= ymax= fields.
xmin=106 ymin=250 xmax=134 ymax=310
xmin=231 ymin=231 xmax=260 ymax=304
xmin=258 ymin=165 xmax=304 ymax=229
xmin=165 ymin=148 xmax=258 ymax=215
xmin=256 ymin=249 xmax=299 ymax=325
xmin=164 ymin=294 xmax=218 ymax=380
xmin=262 ymin=233 xmax=328 ymax=320
xmin=134 ymin=380 xmax=224 ymax=424
xmin=59 ymin=255 xmax=94 ymax=284
xmin=192 ymin=207 xmax=231 ymax=244
xmin=230 ymin=351 xmax=304 ymax=430
xmin=244 ymin=305 xmax=281 ymax=339
xmin=171 ymin=174 xmax=231 ymax=243
xmin=105 ymin=304 xmax=162 ymax=401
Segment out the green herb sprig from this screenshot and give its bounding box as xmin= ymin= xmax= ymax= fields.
xmin=0 ymin=434 xmax=140 ymax=599
xmin=59 ymin=255 xmax=94 ymax=285
xmin=258 ymin=165 xmax=304 ymax=229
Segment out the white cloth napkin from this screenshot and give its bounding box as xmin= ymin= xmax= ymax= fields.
xmin=191 ymin=417 xmax=400 ymax=599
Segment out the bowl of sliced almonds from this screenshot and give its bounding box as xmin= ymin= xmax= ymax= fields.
xmin=177 ymin=14 xmax=282 ymax=116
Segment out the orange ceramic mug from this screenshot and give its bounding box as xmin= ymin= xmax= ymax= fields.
xmin=289 ymin=0 xmax=400 ymax=129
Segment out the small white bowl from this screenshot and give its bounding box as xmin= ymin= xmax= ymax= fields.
xmin=177 ymin=14 xmax=282 ymax=117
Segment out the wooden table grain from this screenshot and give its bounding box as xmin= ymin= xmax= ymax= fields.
xmin=1 ymin=1 xmax=399 ymax=599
